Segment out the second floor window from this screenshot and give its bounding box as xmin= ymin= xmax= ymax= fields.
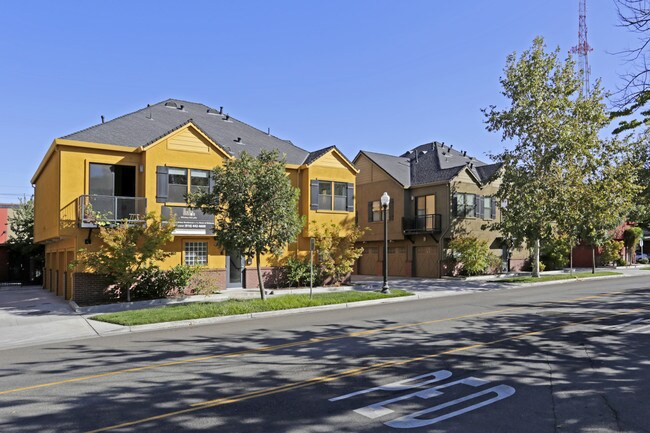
xmin=168 ymin=168 xmax=188 ymax=203
xmin=454 ymin=193 xmax=496 ymax=219
xmin=157 ymin=166 xmax=212 ymax=204
xmin=368 ymin=199 xmax=394 ymax=222
xmin=311 ymin=180 xmax=354 ymax=212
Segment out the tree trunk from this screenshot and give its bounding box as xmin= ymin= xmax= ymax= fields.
xmin=532 ymin=239 xmax=540 ymax=278
xmin=591 ymin=246 xmax=596 ymax=274
xmin=570 ymin=245 xmax=574 ymax=274
xmin=256 ymin=251 xmax=266 ymax=300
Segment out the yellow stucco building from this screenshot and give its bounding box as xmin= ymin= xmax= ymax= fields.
xmin=32 ymin=99 xmax=357 ymax=305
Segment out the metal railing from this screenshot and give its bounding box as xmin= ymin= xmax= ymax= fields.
xmin=79 ymin=195 xmax=147 ymax=228
xmin=402 ymin=214 xmax=442 ymax=234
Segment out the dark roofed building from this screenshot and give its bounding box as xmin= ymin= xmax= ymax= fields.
xmin=354 ymin=142 xmax=527 ymax=279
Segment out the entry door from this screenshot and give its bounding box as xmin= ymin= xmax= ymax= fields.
xmin=227 ymin=250 xmax=244 ymax=288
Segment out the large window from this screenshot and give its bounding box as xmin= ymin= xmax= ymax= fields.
xmin=184 ymin=241 xmax=208 ymax=266
xmin=415 ymin=194 xmax=435 ymax=230
xmin=483 ymin=196 xmax=493 ymax=220
xmin=311 ymin=180 xmax=354 ymax=212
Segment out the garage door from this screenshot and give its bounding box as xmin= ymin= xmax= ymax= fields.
xmin=358 ymin=246 xmax=379 ymax=275
xmin=388 ymin=247 xmax=408 ymax=277
xmin=414 ymin=246 xmax=439 ymax=278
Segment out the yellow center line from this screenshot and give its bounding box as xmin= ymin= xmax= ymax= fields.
xmin=0 ymin=290 xmax=623 ymax=396
xmin=85 ymin=307 xmax=643 ymax=433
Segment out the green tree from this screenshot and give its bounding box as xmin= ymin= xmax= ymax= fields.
xmin=74 ymin=212 xmax=175 ymax=302
xmin=6 ymin=197 xmax=44 ymax=282
xmin=188 ymin=150 xmax=304 ymax=300
xmin=484 ymin=37 xmax=631 ymax=277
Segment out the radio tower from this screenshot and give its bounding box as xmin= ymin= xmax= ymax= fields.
xmin=571 ymin=0 xmax=592 ymax=94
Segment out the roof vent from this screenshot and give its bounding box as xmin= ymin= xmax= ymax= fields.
xmin=224 ymin=114 xmax=230 ymax=121
xmin=220 ymin=106 xmax=224 ymax=115
xmin=235 ymin=137 xmax=242 ymax=143
xmin=207 ymin=108 xmax=220 ymax=115
xmin=470 ymin=163 xmax=474 ymax=168
xmin=164 ymin=101 xmax=178 ymax=108
xmin=179 ymin=105 xmax=184 ymax=110
xmin=462 ymin=151 xmax=467 ymax=157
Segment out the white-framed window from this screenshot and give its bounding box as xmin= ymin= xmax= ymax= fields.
xmin=184 ymin=241 xmax=208 ymax=266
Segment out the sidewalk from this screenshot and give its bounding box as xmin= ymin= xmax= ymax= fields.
xmin=1 ymin=266 xmax=647 ymax=351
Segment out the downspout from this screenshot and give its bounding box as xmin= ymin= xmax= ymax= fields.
xmin=438 ymin=181 xmax=453 ymax=277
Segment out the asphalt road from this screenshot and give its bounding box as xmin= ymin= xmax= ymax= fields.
xmin=1 ymin=276 xmax=650 ymax=432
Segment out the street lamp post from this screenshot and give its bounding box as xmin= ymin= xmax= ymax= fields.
xmin=380 ymin=192 xmax=390 ymax=294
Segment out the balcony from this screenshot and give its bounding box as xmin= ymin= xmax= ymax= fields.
xmin=79 ymin=195 xmax=147 ymax=228
xmin=402 ymin=214 xmax=442 ymax=235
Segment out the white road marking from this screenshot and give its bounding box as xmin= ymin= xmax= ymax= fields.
xmin=329 ymin=370 xmax=452 ymax=402
xmin=384 ymin=384 xmax=516 ymax=429
xmin=330 ymin=370 xmax=516 ymax=429
xmin=603 ymin=318 xmax=644 ymax=330
xmin=624 ymin=323 xmax=650 ymax=334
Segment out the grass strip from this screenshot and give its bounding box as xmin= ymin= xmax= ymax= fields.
xmin=500 ymin=271 xmax=620 ymax=284
xmin=90 ymin=290 xmax=412 ymax=326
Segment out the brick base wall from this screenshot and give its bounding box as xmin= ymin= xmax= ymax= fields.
xmin=190 ymin=269 xmax=227 ymax=293
xmin=244 ymin=267 xmax=287 ymax=289
xmin=72 ymin=273 xmax=117 ymax=306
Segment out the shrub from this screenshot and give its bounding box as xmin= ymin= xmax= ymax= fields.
xmin=638 ymin=257 xmax=649 ymax=264
xmin=130 ymin=265 xmax=198 ymax=300
xmin=285 ymin=256 xmax=311 ymax=287
xmin=448 ymin=236 xmax=500 ymax=276
xmin=311 ymin=222 xmax=367 ymax=285
xmin=541 ymin=235 xmax=570 ymax=270
xmin=600 ymin=239 xmax=623 ymax=266
xmin=616 ymin=257 xmax=627 ymax=267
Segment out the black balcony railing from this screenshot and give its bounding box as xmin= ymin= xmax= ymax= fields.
xmin=402 ymin=214 xmax=442 ymax=235
xmin=79 ymin=195 xmax=147 ymax=228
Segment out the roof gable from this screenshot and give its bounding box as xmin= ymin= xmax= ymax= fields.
xmin=143 ymin=122 xmax=233 ymax=159
xmin=305 ymin=146 xmax=358 ymax=173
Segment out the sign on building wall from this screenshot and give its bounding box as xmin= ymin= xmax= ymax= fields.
xmin=161 ymin=206 xmax=214 ymax=235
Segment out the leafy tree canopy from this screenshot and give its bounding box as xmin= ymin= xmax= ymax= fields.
xmin=188 ymin=150 xmax=304 ymax=299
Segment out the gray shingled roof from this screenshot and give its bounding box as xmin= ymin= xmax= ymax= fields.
xmin=356 ymin=150 xmax=412 ymax=187
xmin=62 ymin=99 xmax=311 ymax=165
xmin=360 ymin=141 xmax=499 ymax=188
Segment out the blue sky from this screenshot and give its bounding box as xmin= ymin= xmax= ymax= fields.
xmin=0 ymin=0 xmax=637 ymax=201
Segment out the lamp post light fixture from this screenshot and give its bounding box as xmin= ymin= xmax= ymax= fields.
xmin=380 ymin=191 xmax=390 ymax=293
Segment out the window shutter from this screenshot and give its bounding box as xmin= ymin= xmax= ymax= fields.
xmin=156 ymin=166 xmax=169 ymax=203
xmin=452 ymin=194 xmax=458 ymax=217
xmin=491 ymin=196 xmax=497 ymax=220
xmin=346 ymin=183 xmax=354 ymax=212
xmin=310 ymin=180 xmax=319 ymax=210
xmin=368 ymin=201 xmax=373 ymax=222
xmin=389 ymin=198 xmax=395 ymax=221
xmin=474 ymin=195 xmax=482 ymax=218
